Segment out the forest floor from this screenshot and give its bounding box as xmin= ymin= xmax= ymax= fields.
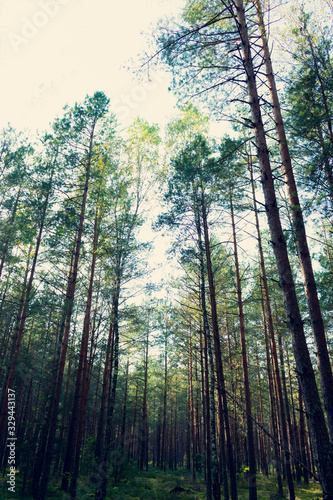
xmin=0 ymin=468 xmax=323 ymax=499
xmin=100 ymin=470 xmax=322 ymax=500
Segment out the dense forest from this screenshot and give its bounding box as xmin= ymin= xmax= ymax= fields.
xmin=1 ymin=0 xmax=333 ymax=499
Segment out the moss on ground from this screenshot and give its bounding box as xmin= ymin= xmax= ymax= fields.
xmin=0 ymin=468 xmax=323 ymax=499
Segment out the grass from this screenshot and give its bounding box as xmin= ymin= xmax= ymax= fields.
xmin=0 ymin=468 xmax=323 ymax=499
xmin=236 ymin=473 xmax=322 ymax=500
xmin=103 ymin=468 xmax=206 ymax=500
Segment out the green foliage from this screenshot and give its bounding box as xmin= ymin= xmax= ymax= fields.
xmin=284 ymin=8 xmax=333 ymax=213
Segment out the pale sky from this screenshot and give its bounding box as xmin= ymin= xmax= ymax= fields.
xmin=0 ymin=0 xmax=197 ymax=299
xmin=0 ymin=0 xmax=267 ymax=297
xmin=0 ymin=0 xmax=186 ymax=133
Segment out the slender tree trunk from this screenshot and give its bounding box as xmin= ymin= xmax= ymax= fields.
xmin=276 ymin=329 xmax=296 ymax=482
xmin=86 ymin=282 xmax=103 ymax=439
xmin=140 ymin=326 xmax=149 ymax=470
xmin=195 ymin=203 xmax=220 ymax=500
xmin=96 ymin=273 xmax=121 ymax=500
xmin=285 ymin=346 xmax=302 ymax=484
xmin=62 ymin=205 xmax=100 ymax=497
xmin=161 ymin=332 xmax=168 ymax=471
xmin=201 ymin=190 xmax=237 ymax=500
xmin=225 ymin=311 xmax=238 ymax=471
xmin=255 ymin=345 xmax=268 ymax=477
xmin=186 ymin=371 xmax=191 ymax=471
xmin=53 ymin=346 xmax=72 ymax=478
xmin=298 ymin=385 xmax=309 ymax=485
xmin=169 ymin=395 xmax=174 ymax=470
xmin=0 ymin=242 xmax=31 ymax=460
xmin=95 ymin=298 xmax=116 ymax=460
xmin=234 ymin=1 xmax=333 ymax=495
xmin=174 ymin=377 xmax=178 ymax=470
xmin=272 ymin=324 xmax=295 ymax=497
xmin=230 ymin=191 xmax=257 ymax=500
xmin=255 ymin=0 xmax=333 ymax=444
xmin=199 ymin=318 xmax=212 ymax=495
xmin=189 ymin=323 xmax=196 ymax=480
xmin=249 ymin=158 xmax=295 ymax=498
xmin=0 ymin=176 xmax=52 ymax=436
xmin=31 ymin=251 xmax=72 ymax=498
xmin=131 ymin=381 xmax=139 ymax=462
xmin=194 ymin=349 xmax=201 ymax=474
xmin=31 ymin=126 xmax=95 ymax=500
xmin=121 ymin=358 xmax=129 ymax=450
xmin=251 ymin=164 xmax=284 ymax=494
xmin=217 ymin=388 xmax=229 ymax=500
xmin=202 ymin=319 xmax=213 ymax=499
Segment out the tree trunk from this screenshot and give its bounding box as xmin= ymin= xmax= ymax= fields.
xmin=31 ymin=125 xmax=95 ymax=500
xmin=285 ymin=346 xmax=302 ymax=484
xmin=174 ymin=377 xmax=178 ymax=470
xmin=255 ymin=345 xmax=268 ymax=477
xmin=121 ymin=358 xmax=130 ymax=450
xmin=189 ymin=323 xmax=196 ymax=480
xmin=161 ymin=332 xmax=168 ymax=471
xmin=254 ymin=0 xmax=333 ymax=444
xmin=298 ymin=385 xmax=309 ymax=485
xmin=62 ymin=204 xmax=100 ymax=497
xmin=140 ymin=327 xmax=149 ymax=470
xmin=201 ymin=190 xmax=237 ymax=500
xmin=248 ymin=156 xmax=295 ymax=498
xmin=195 ymin=202 xmax=220 ymax=500
xmin=131 ymin=381 xmax=139 ymax=462
xmin=95 ymin=273 xmax=121 ymax=500
xmin=0 ymin=175 xmax=52 ymax=437
xmin=234 ymin=1 xmax=333 ymax=496
xmin=95 ymin=297 xmax=116 ymax=460
xmin=230 ymin=190 xmax=257 ymax=500
xmin=199 ymin=318 xmax=212 ymax=497
xmin=0 ymin=242 xmax=31 ymax=457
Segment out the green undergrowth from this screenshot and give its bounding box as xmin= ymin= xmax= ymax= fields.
xmin=0 ymin=468 xmax=323 ymax=499
xmin=105 ymin=470 xmax=323 ymax=500
xmin=236 ymin=473 xmax=322 ymax=500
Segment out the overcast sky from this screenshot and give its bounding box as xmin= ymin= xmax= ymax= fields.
xmin=0 ymin=0 xmax=266 ymax=293
xmin=0 ymin=0 xmax=186 ymax=133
